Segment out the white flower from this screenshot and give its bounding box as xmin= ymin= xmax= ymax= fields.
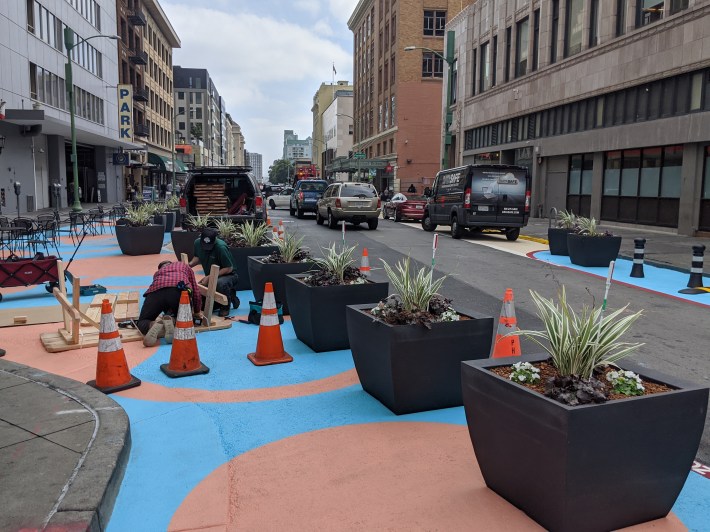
xmin=518 ymin=375 xmax=526 ymax=382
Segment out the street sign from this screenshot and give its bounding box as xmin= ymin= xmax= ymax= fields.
xmin=354 ymin=152 xmax=366 ymax=159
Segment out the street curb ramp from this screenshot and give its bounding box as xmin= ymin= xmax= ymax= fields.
xmin=0 ymin=359 xmax=131 ymax=532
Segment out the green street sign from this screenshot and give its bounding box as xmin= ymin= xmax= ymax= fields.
xmin=354 ymin=152 xmax=366 ymax=159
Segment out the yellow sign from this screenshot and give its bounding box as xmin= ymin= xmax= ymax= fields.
xmin=117 ymin=84 xmax=133 ymax=141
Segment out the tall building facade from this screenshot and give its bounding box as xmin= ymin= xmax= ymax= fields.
xmin=282 ymin=130 xmax=312 ymax=161
xmin=173 ymin=67 xmax=227 ymax=166
xmin=0 ymin=0 xmax=128 ymax=212
xmin=322 ymin=90 xmax=354 ymax=181
xmin=248 ymin=152 xmax=262 ymax=181
xmin=311 ymin=80 xmax=353 ymax=176
xmin=448 ymin=0 xmax=710 ymax=235
xmin=348 ymin=0 xmax=473 ymax=193
xmin=225 ymin=113 xmax=245 ymax=166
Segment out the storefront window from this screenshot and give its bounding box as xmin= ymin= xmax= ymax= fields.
xmin=703 ymin=146 xmax=710 ymax=199
xmin=620 ymin=149 xmax=640 ymax=196
xmin=660 ymin=145 xmax=682 ymax=198
xmin=604 ymin=151 xmax=621 ymax=195
xmin=639 ymin=147 xmax=661 ymax=197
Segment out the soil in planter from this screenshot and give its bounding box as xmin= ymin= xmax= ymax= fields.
xmin=261 ymin=250 xmax=311 ymax=264
xmin=370 ymin=295 xmax=466 ymax=327
xmin=305 ymin=265 xmax=364 ymax=286
xmin=491 ymin=362 xmax=674 ymax=404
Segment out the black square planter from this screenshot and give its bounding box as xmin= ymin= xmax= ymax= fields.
xmin=462 ymin=354 xmax=709 ymax=532
xmin=171 ymin=230 xmax=200 ymax=261
xmin=116 ymin=224 xmax=165 ymax=256
xmin=547 ymin=228 xmax=573 ymax=256
xmin=230 ymin=246 xmax=279 ymax=291
xmin=567 ymin=233 xmax=622 ymax=267
xmin=285 ymin=274 xmax=389 ymax=352
xmin=346 ymin=303 xmax=494 ymax=415
xmin=247 ymin=256 xmax=317 ymax=315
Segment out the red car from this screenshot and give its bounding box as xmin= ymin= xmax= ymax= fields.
xmin=382 ymin=193 xmax=427 ymax=221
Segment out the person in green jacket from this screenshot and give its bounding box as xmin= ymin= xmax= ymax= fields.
xmin=188 ymin=228 xmax=239 ymax=316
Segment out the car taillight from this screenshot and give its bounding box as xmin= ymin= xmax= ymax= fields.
xmin=255 ymin=195 xmax=263 ymax=208
xmin=525 ymin=190 xmax=531 ymax=213
xmin=464 ymin=188 xmax=471 ymax=209
xmin=335 ymin=198 xmax=341 ymax=208
xmin=377 ymin=198 xmax=381 ymax=208
xmin=299 ymin=191 xmax=304 ymax=200
xmin=179 ymin=197 xmax=186 ymax=207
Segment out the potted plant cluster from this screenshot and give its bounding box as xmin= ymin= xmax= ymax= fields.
xmin=115 ymin=204 xmax=165 ymax=256
xmin=165 ymin=194 xmax=181 ymax=230
xmin=285 ymin=244 xmax=389 ymax=352
xmin=346 ymin=258 xmax=494 ymax=415
xmin=461 ymin=287 xmax=708 ymax=532
xmin=171 ymin=213 xmax=210 ymax=261
xmin=567 ymin=216 xmax=622 ymax=267
xmin=247 ymin=232 xmax=316 ymax=314
xmin=213 ymin=220 xmax=278 ymax=291
xmin=547 ymin=210 xmax=576 ymax=256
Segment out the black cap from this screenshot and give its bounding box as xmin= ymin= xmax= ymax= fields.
xmin=200 ymin=228 xmax=218 ymax=251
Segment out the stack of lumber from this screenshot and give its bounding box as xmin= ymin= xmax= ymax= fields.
xmin=194 ymin=183 xmax=228 ymax=215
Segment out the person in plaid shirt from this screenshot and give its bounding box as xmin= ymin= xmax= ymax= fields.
xmin=138 ymin=260 xmax=202 ymax=347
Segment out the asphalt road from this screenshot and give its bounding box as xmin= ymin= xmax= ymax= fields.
xmin=271 ymin=207 xmax=710 ymax=465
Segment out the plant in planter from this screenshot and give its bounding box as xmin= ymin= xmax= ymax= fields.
xmin=567 ymin=216 xmax=622 ymax=267
xmin=247 ymin=233 xmax=315 ymax=314
xmin=171 ymin=213 xmax=211 ymax=261
xmin=345 ymin=257 xmax=494 ymax=415
xmin=115 ymin=204 xmax=165 ymax=256
xmin=461 ymin=287 xmax=708 ymax=532
xmin=285 ymin=244 xmax=388 ymax=352
xmin=222 ymin=221 xmax=279 ymax=291
xmin=165 ymin=194 xmax=181 ymax=228
xmin=547 ymin=210 xmax=576 ymax=256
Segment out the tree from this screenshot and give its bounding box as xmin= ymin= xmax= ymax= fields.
xmin=268 ymin=159 xmax=293 ymax=184
xmin=190 ymin=123 xmax=203 ymax=142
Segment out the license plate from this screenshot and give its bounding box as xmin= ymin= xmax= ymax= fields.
xmin=415 ymin=205 xmax=423 ymax=210
xmin=478 ymin=205 xmax=489 ymax=212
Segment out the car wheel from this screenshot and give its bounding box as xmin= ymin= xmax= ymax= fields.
xmin=394 ymin=210 xmax=402 ymax=222
xmin=296 ymin=207 xmax=304 ymax=219
xmin=506 ymin=228 xmax=520 ymax=241
xmin=367 ymin=218 xmax=378 ymax=230
xmin=328 ymin=211 xmax=338 ymax=229
xmin=316 ymin=210 xmax=324 ymax=225
xmin=422 ymin=213 xmax=437 ymax=232
xmin=269 ymin=199 xmax=276 ymax=209
xmin=383 ymin=209 xmax=389 ymax=220
xmin=451 ymin=216 xmax=464 ymax=239
xmin=289 ymin=204 xmax=295 ymax=216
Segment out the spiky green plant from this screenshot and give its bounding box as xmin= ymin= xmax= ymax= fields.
xmin=381 ymin=257 xmax=447 ymax=313
xmin=124 ymin=204 xmax=152 ymax=227
xmin=511 ymin=287 xmax=644 ymax=379
xmin=557 ymin=210 xmax=577 ymax=229
xmin=214 ymin=218 xmax=238 ymax=242
xmin=274 ymin=232 xmax=306 ymax=263
xmin=183 ymin=213 xmax=212 ymax=231
xmin=151 ymin=201 xmax=166 ymax=214
xmin=313 ymin=243 xmax=357 ymax=283
xmin=166 ymin=194 xmax=181 ymax=209
xmin=575 ymin=216 xmax=607 ymax=236
xmin=238 ymin=221 xmax=270 ymax=247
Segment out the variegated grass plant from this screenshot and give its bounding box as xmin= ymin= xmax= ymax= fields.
xmin=313 ymin=243 xmax=357 ymax=284
xmin=511 ymin=287 xmax=643 ymax=379
xmin=274 ymin=232 xmax=306 ymax=263
xmin=238 ymin=221 xmax=270 ymax=247
xmin=557 ymin=210 xmax=577 ymax=229
xmin=124 ymin=204 xmax=153 ymax=227
xmin=574 ymin=216 xmax=607 ymax=237
xmin=381 ymin=257 xmax=446 ymax=313
xmin=183 ymin=213 xmax=212 ymax=231
xmin=214 ymin=218 xmax=238 ymax=242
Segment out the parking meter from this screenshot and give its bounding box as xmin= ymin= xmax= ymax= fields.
xmin=52 ymin=182 xmax=62 ymax=214
xmin=14 ymin=181 xmax=21 ymax=218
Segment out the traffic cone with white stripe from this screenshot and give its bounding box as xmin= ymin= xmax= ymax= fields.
xmin=247 ymin=282 xmax=293 ymax=366
xmin=491 ymin=288 xmax=521 ymax=358
xmin=278 ymin=220 xmax=285 ymax=240
xmin=87 ymin=299 xmax=141 ymax=394
xmin=160 ymin=290 xmax=210 ymax=378
xmin=360 ymin=248 xmax=371 ymax=277
xmin=272 ymin=225 xmax=279 ymax=241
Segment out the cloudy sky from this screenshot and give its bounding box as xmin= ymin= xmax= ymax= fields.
xmin=161 ymin=0 xmax=357 ymax=172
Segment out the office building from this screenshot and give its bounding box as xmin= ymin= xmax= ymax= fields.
xmin=311 ymin=80 xmax=353 ymax=176
xmin=225 ymin=113 xmax=245 ymax=166
xmin=247 ymin=152 xmax=262 ymax=181
xmin=322 ymin=90 xmax=355 ymax=181
xmin=283 ymin=130 xmax=312 ymax=161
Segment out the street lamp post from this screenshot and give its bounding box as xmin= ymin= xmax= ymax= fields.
xmin=64 ymin=28 xmax=118 ymax=212
xmin=404 ymin=30 xmax=456 ymax=170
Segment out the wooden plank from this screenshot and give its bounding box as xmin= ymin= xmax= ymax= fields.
xmin=82 ymin=294 xmax=116 ymax=327
xmin=57 ymin=261 xmax=70 ymax=332
xmin=197 ymin=284 xmax=228 ymax=306
xmin=42 ymin=328 xmax=143 ymax=353
xmin=203 ymin=264 xmax=219 ymax=326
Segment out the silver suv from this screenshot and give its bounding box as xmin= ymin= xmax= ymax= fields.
xmin=316 ymin=182 xmax=381 ymax=230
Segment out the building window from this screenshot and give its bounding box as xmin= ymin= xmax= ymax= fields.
xmin=589 ymin=0 xmax=600 ymax=47
xmin=532 ymin=9 xmax=540 ymax=71
xmin=423 ymin=10 xmax=446 ymax=36
xmin=565 ymin=0 xmax=584 ymax=57
xmin=504 ymin=27 xmax=511 ymax=82
xmin=64 ymin=0 xmax=100 ymax=30
xmin=471 ymin=48 xmax=477 ymax=96
xmin=391 ymin=55 xmax=396 ymax=84
xmin=636 ymin=0 xmax=663 ymax=28
xmin=450 ymin=60 xmax=457 ymax=104
xmin=567 ymin=154 xmax=593 ymax=217
xmin=616 ymin=0 xmax=626 ymax=36
xmin=515 ymin=17 xmax=529 ymax=78
xmin=479 ymin=42 xmax=490 ymax=92
xmin=669 ymin=0 xmax=689 ymax=15
xmin=29 ymin=62 xmax=67 ymax=111
xmin=422 ymin=51 xmax=444 ymax=78
xmin=391 ymin=95 xmax=395 ymax=126
xmin=550 ymin=0 xmax=560 ymax=64
xmin=491 ymin=36 xmax=498 ymax=86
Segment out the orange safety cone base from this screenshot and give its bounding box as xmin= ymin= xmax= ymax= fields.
xmin=86 ymin=375 xmax=141 ymax=395
xmin=247 ymin=351 xmax=293 ymax=366
xmin=160 ymin=362 xmax=210 ymax=378
xmin=491 ymin=337 xmax=521 ymax=358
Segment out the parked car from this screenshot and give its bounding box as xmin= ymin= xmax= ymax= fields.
xmin=422 ymin=164 xmax=531 ymax=240
xmin=316 ymin=182 xmax=381 ymax=230
xmin=184 ymin=166 xmax=265 ymax=222
xmin=382 ymin=193 xmax=427 ymax=222
xmin=268 ymin=188 xmax=293 ymax=210
xmin=290 ymin=179 xmax=328 ymax=218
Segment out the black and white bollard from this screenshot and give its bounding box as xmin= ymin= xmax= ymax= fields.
xmin=630 ymin=238 xmax=646 ymax=278
xmin=687 ymin=245 xmax=706 ymax=288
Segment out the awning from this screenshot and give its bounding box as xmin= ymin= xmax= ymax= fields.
xmin=148 ymin=152 xmax=188 ymax=173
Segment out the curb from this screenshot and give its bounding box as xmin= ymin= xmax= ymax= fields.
xmin=0 ymin=360 xmax=131 ymax=532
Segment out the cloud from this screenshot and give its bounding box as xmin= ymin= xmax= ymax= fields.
xmin=294 ymin=0 xmax=321 ymax=16
xmin=162 ymin=1 xmax=353 ymax=169
xmin=328 ymin=0 xmax=359 ymax=25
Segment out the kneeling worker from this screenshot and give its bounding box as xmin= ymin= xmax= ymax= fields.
xmin=138 ymin=260 xmax=202 ymax=347
xmin=188 ymin=227 xmax=239 ymax=317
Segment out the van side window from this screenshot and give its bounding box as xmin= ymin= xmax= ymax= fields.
xmin=432 ymin=176 xmax=440 ymax=196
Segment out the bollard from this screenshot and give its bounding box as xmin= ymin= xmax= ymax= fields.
xmin=687 ymin=245 xmax=706 ymax=288
xmin=630 ymin=238 xmax=646 ymax=278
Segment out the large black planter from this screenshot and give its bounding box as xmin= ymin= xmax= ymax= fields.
xmin=171 ymin=230 xmax=200 ymax=261
xmin=462 ymin=354 xmax=708 ymax=532
xmin=230 ymin=246 xmax=279 ymax=291
xmin=547 ymin=228 xmax=573 ymax=256
xmin=346 ymin=303 xmax=494 ymax=415
xmin=115 ymin=224 xmax=165 ymax=256
xmin=285 ymin=274 xmax=389 ymax=352
xmin=162 ymin=211 xmax=176 ymax=233
xmin=247 ymin=256 xmax=317 ymax=314
xmin=567 ymin=233 xmax=622 ymax=267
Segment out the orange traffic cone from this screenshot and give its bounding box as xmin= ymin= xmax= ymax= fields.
xmin=87 ymin=299 xmax=141 ymax=394
xmin=247 ymin=282 xmax=293 ymax=366
xmin=360 ymin=248 xmax=371 ymax=277
xmin=278 ymin=220 xmax=285 ymax=240
xmin=491 ymin=288 xmax=521 ymax=358
xmin=160 ymin=290 xmax=210 ymax=378
xmin=272 ymin=225 xmax=279 ymax=241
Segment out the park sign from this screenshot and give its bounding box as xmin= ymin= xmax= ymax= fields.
xmin=354 ymin=152 xmax=366 ymax=159
xmin=118 ymin=84 xmax=133 ymax=141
